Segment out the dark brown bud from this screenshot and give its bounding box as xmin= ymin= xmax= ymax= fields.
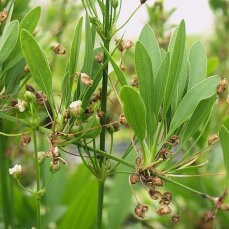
xmin=203 ymin=210 xmax=215 ymax=222
xmin=159 ymin=148 xmax=173 ymax=160
xmin=140 ymin=0 xmax=147 ymax=4
xmin=208 ymin=133 xmax=219 ymax=145
xmin=160 ymin=192 xmax=172 ymax=205
xmin=130 ymin=174 xmax=140 ymax=184
xmin=53 ymin=44 xmax=66 ymax=55
xmin=131 ymin=75 xmax=139 ymax=87
xmin=11 ymin=99 xmax=18 ymax=107
xmin=217 ymin=78 xmax=228 ymax=94
xmin=20 ymin=135 xmax=31 ymax=147
xmin=156 ymin=205 xmax=172 ymax=215
xmin=119 ymin=113 xmax=127 ymax=125
xmin=148 ymin=176 xmax=163 ymax=186
xmin=95 ymin=52 xmax=104 ymax=63
xmin=172 ymin=215 xmax=180 ymax=223
xmin=134 ymin=204 xmax=148 ymax=219
xmin=168 ymin=135 xmax=179 ymax=146
xmin=149 ymin=189 xmax=161 ymax=200
xmin=0 ymin=9 xmax=8 ymax=23
xmin=25 ymin=84 xmax=35 ymax=92
xmin=35 ymin=91 xmax=47 ymax=105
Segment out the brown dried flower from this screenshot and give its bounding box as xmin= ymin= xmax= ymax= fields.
xmin=21 ymin=135 xmax=31 ymax=147
xmin=119 ymin=113 xmax=127 ymax=125
xmin=130 ymin=174 xmax=140 ymax=184
xmin=131 ymin=75 xmax=139 ymax=87
xmin=149 ymin=189 xmax=161 ymax=200
xmin=160 ymin=192 xmax=172 ymax=205
xmin=217 ymin=78 xmax=228 ymax=94
xmin=81 ymin=73 xmax=93 ymax=87
xmin=168 ymin=135 xmax=179 ymax=146
xmin=95 ymin=52 xmax=104 ymax=63
xmin=134 ymin=204 xmax=148 ymax=219
xmin=53 ymin=44 xmax=66 ymax=55
xmin=207 ymin=133 xmax=219 ymax=145
xmin=0 ymin=9 xmax=8 ymax=23
xmin=156 ymin=204 xmax=172 ymax=215
xmin=26 ymin=84 xmax=35 ymax=92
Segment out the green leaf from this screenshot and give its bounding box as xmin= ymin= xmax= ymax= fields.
xmin=0 ymin=21 xmax=19 ymax=65
xmin=102 ymin=46 xmax=127 ymax=86
xmin=82 ymin=14 xmax=94 ymax=76
xmin=182 ymin=96 xmax=215 ymax=144
xmin=164 ymin=20 xmax=186 ymax=114
xmin=139 ymin=24 xmax=161 ymax=77
xmin=135 ymin=41 xmax=156 ymax=144
xmin=63 ymin=17 xmax=83 ymax=108
xmin=120 ymin=86 xmax=146 ymax=142
xmin=20 ymin=29 xmax=52 ymax=102
xmin=3 ymin=7 xmax=41 ymax=73
xmin=170 ymin=75 xmax=219 ymax=133
xmin=80 ymin=114 xmax=102 ymax=139
xmin=188 ymin=41 xmax=207 ymax=90
xmin=219 ymin=126 xmax=229 ymax=183
xmin=154 ymin=52 xmax=170 ymax=117
xmin=207 ymin=56 xmax=219 ymax=75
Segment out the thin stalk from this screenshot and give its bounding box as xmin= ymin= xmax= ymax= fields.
xmin=97 ymin=181 xmax=105 ymax=229
xmin=32 ymin=130 xmax=41 ymax=229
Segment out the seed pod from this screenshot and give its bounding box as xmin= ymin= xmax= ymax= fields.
xmin=203 ymin=210 xmax=215 ymax=222
xmin=21 ymin=135 xmax=31 ymax=147
xmin=168 ymin=135 xmax=179 ymax=146
xmin=156 ymin=204 xmax=172 ymax=215
xmin=24 ymin=65 xmax=30 ymax=73
xmin=119 ymin=113 xmax=127 ymax=125
xmin=81 ymin=73 xmax=93 ymax=86
xmin=217 ymin=78 xmax=228 ymax=94
xmin=26 ymin=84 xmax=35 ymax=92
xmin=131 ymin=75 xmax=139 ymax=87
xmin=171 ymin=215 xmax=180 ymax=223
xmin=134 ymin=204 xmax=148 ymax=219
xmin=53 ymin=43 xmax=66 ymax=55
xmin=0 ymin=9 xmax=8 ymax=23
xmin=130 ymin=173 xmax=140 ymax=184
xmin=208 ymin=134 xmax=219 ymax=145
xmin=95 ymin=52 xmax=104 ymax=63
xmin=149 ymin=189 xmax=161 ymax=200
xmin=49 ymin=161 xmax=60 ymax=173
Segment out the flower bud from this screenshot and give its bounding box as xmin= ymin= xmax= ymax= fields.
xmin=160 ymin=192 xmax=172 ymax=205
xmin=172 ymin=215 xmax=180 ymax=223
xmin=95 ymin=52 xmax=104 ymax=63
xmin=217 ymin=78 xmax=228 ymax=94
xmin=38 ymin=151 xmax=46 ymax=164
xmin=119 ymin=113 xmax=127 ymax=125
xmin=24 ymin=65 xmax=30 ymax=73
xmin=208 ymin=133 xmax=219 ymax=145
xmin=0 ymin=9 xmax=8 ymax=23
xmin=49 ymin=161 xmax=60 ymax=173
xmin=130 ymin=174 xmax=140 ymax=184
xmin=134 ymin=204 xmax=148 ymax=219
xmin=120 ymin=65 xmax=126 ymax=72
xmin=53 ymin=43 xmax=66 ymax=55
xmin=168 ymin=135 xmax=179 ymax=146
xmin=111 ymin=0 xmax=119 ymax=8
xmin=26 ymin=84 xmax=35 ymax=92
xmin=140 ymin=0 xmax=147 ymax=4
xmin=9 ymin=164 xmax=22 ymax=179
xmin=124 ymin=40 xmax=134 ymax=50
xmin=131 ymin=75 xmax=139 ymax=87
xmin=16 ymin=99 xmax=27 ymax=112
xmin=69 ymin=100 xmax=82 ymax=117
xmin=81 ymin=73 xmax=93 ymax=86
xmin=24 ymin=91 xmax=36 ymax=103
xmin=35 ymin=91 xmax=47 ymax=105
xmin=11 ymin=99 xmax=18 ymax=107
xmin=21 ymin=135 xmax=31 ymax=147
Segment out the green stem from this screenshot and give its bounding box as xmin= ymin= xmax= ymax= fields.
xmin=96 ymin=181 xmax=105 ymax=229
xmin=32 ymin=130 xmax=41 ymax=229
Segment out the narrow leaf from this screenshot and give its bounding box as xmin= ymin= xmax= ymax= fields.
xmin=170 ymin=75 xmax=219 ymax=133
xmin=120 ymin=86 xmax=146 ymax=142
xmin=188 ymin=41 xmax=207 ymax=90
xmin=20 ymin=29 xmax=52 ymax=102
xmin=139 ymin=24 xmax=161 ymax=77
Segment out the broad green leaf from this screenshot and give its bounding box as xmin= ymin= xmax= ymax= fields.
xmin=80 ymin=113 xmax=102 ymax=139
xmin=120 ymin=86 xmax=146 ymax=142
xmin=139 ymin=24 xmax=161 ymax=77
xmin=164 ymin=20 xmax=186 ymax=115
xmin=170 ymin=75 xmax=219 ymax=133
xmin=3 ymin=7 xmax=41 ymax=73
xmin=81 ymin=14 xmax=94 ymax=76
xmin=20 ymin=29 xmax=52 ymax=102
xmin=219 ymin=126 xmax=229 ymax=183
xmin=0 ymin=21 xmax=19 ymax=65
xmin=160 ymin=48 xmax=167 ymax=60
xmin=102 ymin=46 xmax=127 ymax=86
xmin=135 ymin=41 xmax=156 ymax=144
xmin=154 ymin=52 xmax=170 ymax=117
xmin=63 ymin=17 xmax=83 ymax=107
xmin=188 ymin=41 xmax=207 ymax=90
xmin=182 ymin=96 xmax=215 ymax=144
xmin=207 ymin=56 xmax=219 ymax=75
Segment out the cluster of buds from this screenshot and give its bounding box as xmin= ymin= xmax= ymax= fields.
xmin=217 ymin=78 xmax=228 ymax=94
xmin=9 ymin=164 xmax=22 ymax=179
xmin=207 ymin=133 xmax=219 ymax=145
xmin=115 ymin=39 xmax=134 ymax=52
xmin=53 ymin=43 xmax=66 ymax=55
xmin=0 ymin=9 xmax=8 ymax=23
xmin=46 ymin=146 xmax=66 ymax=173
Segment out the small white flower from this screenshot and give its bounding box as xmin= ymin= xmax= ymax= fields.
xmin=9 ymin=164 xmax=22 ymax=179
xmin=16 ymin=99 xmax=27 ymax=112
xmin=69 ymin=100 xmax=82 ymax=115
